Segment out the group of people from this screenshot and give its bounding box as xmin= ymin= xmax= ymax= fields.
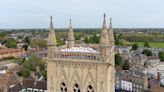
xmin=61 ymin=47 xmax=96 ymax=53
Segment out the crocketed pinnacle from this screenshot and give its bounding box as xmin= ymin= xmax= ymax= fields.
xmin=100 ymin=14 xmax=110 ymax=45
xmin=47 ymin=16 xmax=57 ymax=46
xmin=67 ymin=18 xmax=75 ymax=47
xmin=108 ymin=17 xmax=115 ymax=42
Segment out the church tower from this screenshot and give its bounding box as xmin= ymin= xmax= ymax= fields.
xmin=67 ymin=18 xmax=75 ymax=48
xmin=46 ymin=15 xmax=115 ymax=92
xmin=47 ymin=16 xmax=57 ymax=57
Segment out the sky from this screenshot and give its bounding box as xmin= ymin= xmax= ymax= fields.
xmin=0 ymin=0 xmax=164 ymax=29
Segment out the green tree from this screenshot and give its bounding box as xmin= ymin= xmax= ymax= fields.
xmin=131 ymin=43 xmax=138 ymax=50
xmin=90 ymin=34 xmax=100 ymax=44
xmin=0 ymin=40 xmax=6 ymax=45
xmin=142 ymin=49 xmax=152 ymax=56
xmin=84 ymin=37 xmax=89 ymax=44
xmin=30 ymin=39 xmax=47 ymax=48
xmin=84 ymin=34 xmax=100 ymax=44
xmin=17 ymin=68 xmax=30 ymax=78
xmin=122 ymin=60 xmax=130 ymax=70
xmin=114 ymin=33 xmax=121 ymax=45
xmin=22 ymin=44 xmax=28 ymax=51
xmin=115 ymin=53 xmax=122 ymax=66
xmin=56 ymin=36 xmax=64 ymax=46
xmin=5 ymin=38 xmax=17 ymax=48
xmin=24 ymin=36 xmax=31 ymax=45
xmin=159 ymin=51 xmax=164 ymax=61
xmin=144 ymin=41 xmax=150 ymax=47
xmin=17 ymin=54 xmax=46 ymax=78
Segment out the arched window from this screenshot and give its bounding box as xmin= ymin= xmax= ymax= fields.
xmin=61 ymin=82 xmax=67 ymax=92
xmin=73 ymin=83 xmax=80 ymax=92
xmin=87 ymin=85 xmax=94 ymax=92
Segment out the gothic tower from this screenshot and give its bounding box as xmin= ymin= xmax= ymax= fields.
xmin=99 ymin=14 xmax=110 ymax=63
xmin=46 ymin=15 xmax=115 ymax=92
xmin=67 ymin=18 xmax=75 ymax=48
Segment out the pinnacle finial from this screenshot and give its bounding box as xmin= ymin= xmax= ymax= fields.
xmin=110 ymin=17 xmax=112 ymax=27
xmin=104 ymin=13 xmax=106 ymax=19
xmin=103 ymin=13 xmax=107 ymax=29
xmin=50 ymin=16 xmax=52 ymax=21
xmin=50 ymin=16 xmax=54 ymax=30
xmin=69 ymin=18 xmax=72 ymax=27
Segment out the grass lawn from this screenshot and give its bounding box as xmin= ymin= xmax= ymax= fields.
xmin=132 ymin=42 xmax=164 ymax=48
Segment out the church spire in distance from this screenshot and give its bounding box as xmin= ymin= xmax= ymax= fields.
xmin=47 ymin=16 xmax=57 ymax=47
xmin=67 ymin=18 xmax=75 ymax=48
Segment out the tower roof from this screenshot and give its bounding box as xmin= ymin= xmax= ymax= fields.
xmin=100 ymin=14 xmax=110 ymax=45
xmin=108 ymin=17 xmax=115 ymax=42
xmin=47 ymin=16 xmax=57 ymax=46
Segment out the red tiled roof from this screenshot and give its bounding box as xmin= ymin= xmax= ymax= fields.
xmin=0 ymin=48 xmax=22 ymax=54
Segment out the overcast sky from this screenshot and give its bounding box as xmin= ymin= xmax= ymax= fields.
xmin=0 ymin=0 xmax=164 ymax=28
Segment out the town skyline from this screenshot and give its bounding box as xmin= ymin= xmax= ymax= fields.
xmin=0 ymin=0 xmax=164 ymax=29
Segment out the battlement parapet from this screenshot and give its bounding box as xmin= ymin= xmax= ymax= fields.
xmin=49 ymin=51 xmax=100 ymax=61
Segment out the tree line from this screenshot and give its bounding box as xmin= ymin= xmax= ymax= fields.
xmin=121 ymin=34 xmax=164 ymax=42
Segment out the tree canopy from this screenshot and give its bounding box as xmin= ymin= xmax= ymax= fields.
xmin=122 ymin=60 xmax=130 ymax=70
xmin=5 ymin=38 xmax=17 ymax=48
xmin=30 ymin=39 xmax=47 ymax=48
xmin=17 ymin=54 xmax=46 ymax=79
xmin=142 ymin=49 xmax=152 ymax=56
xmin=144 ymin=41 xmax=150 ymax=47
xmin=159 ymin=51 xmax=164 ymax=61
xmin=115 ymin=53 xmax=122 ymax=66
xmin=131 ymin=43 xmax=138 ymax=50
xmin=56 ymin=36 xmax=64 ymax=46
xmin=84 ymin=34 xmax=100 ymax=44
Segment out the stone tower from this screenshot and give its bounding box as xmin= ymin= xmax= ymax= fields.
xmin=67 ymin=18 xmax=75 ymax=48
xmin=46 ymin=15 xmax=115 ymax=92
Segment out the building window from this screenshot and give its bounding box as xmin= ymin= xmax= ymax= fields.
xmin=133 ymin=84 xmax=135 ymax=87
xmin=61 ymin=82 xmax=67 ymax=92
xmin=140 ymin=85 xmax=142 ymax=89
xmin=87 ymin=85 xmax=94 ymax=92
xmin=27 ymin=88 xmax=32 ymax=92
xmin=73 ymin=83 xmax=80 ymax=92
xmin=33 ymin=89 xmax=38 ymax=92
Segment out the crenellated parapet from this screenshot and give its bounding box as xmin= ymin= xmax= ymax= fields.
xmin=48 ymin=50 xmax=100 ymax=61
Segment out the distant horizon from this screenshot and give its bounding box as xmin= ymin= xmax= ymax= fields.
xmin=1 ymin=28 xmax=164 ymax=30
xmin=0 ymin=0 xmax=164 ymax=28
